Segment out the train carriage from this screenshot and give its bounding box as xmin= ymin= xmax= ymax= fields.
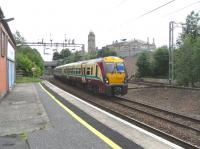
xmin=53 ymin=56 xmax=128 ymax=96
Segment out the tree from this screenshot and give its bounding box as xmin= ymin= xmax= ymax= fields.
xmin=73 ymin=51 xmax=82 ymax=62
xmin=174 ymin=11 xmax=200 ymax=86
xmin=136 ymin=52 xmax=151 ymax=77
xmin=53 ymin=52 xmax=61 ymax=60
xmin=153 ymin=46 xmax=169 ymax=76
xmin=97 ymin=47 xmax=117 ymax=57
xmin=16 ymin=53 xmax=32 ymax=76
xmin=174 ymin=36 xmax=200 ymax=86
xmin=13 ymin=31 xmax=26 ymax=45
xmin=177 ymin=11 xmax=200 ymax=45
xmin=60 ymin=48 xmax=71 ymax=59
xmin=14 ymin=31 xmax=44 ymax=77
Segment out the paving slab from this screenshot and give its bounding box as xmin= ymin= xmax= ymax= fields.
xmin=28 ymin=83 xmax=112 ymax=149
xmin=0 ymin=83 xmax=50 ymax=137
xmin=0 ymin=135 xmax=29 ymax=149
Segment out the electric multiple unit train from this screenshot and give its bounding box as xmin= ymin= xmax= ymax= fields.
xmin=53 ymin=56 xmax=128 ymax=96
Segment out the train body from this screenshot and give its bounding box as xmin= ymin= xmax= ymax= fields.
xmin=53 ymin=56 xmax=128 ymax=96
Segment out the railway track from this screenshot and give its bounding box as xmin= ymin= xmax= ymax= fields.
xmin=85 ymin=99 xmax=199 ymax=149
xmin=44 ymin=78 xmax=200 ymax=148
xmin=114 ymin=96 xmax=200 ymax=133
xmin=129 ymin=80 xmax=200 ymax=90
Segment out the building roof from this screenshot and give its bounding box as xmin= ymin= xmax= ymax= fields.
xmin=0 ymin=7 xmax=16 ymax=46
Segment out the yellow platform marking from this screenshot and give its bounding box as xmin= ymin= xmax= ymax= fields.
xmin=39 ymin=83 xmax=122 ymax=149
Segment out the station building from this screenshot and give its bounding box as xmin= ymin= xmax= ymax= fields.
xmin=106 ymin=38 xmax=156 ymax=57
xmin=0 ymin=8 xmax=16 ymax=99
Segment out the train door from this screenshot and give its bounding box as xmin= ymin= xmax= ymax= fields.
xmin=81 ymin=63 xmax=86 ymax=83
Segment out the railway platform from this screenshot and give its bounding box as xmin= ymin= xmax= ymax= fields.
xmin=0 ymin=82 xmax=184 ymax=149
xmin=41 ymin=80 xmax=183 ymax=149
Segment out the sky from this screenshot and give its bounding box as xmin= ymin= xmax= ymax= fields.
xmin=1 ymin=0 xmax=200 ymax=61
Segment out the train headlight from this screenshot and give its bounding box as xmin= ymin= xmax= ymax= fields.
xmin=105 ymin=78 xmax=109 ymax=84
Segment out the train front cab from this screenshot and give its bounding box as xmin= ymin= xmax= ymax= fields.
xmin=103 ymin=58 xmax=128 ymax=96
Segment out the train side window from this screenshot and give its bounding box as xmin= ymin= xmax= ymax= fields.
xmin=79 ymin=68 xmax=81 ymax=74
xmin=96 ymin=65 xmax=98 ymax=77
xmin=91 ymin=67 xmax=93 ymax=75
xmin=87 ymin=67 xmax=90 ymax=75
xmin=77 ymin=68 xmax=79 ymax=74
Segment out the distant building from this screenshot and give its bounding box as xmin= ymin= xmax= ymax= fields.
xmin=88 ymin=31 xmax=96 ymax=53
xmin=0 ymin=7 xmax=16 ymax=99
xmin=106 ymin=38 xmax=156 ymax=57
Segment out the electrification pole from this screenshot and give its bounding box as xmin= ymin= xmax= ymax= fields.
xmin=169 ymin=21 xmax=186 ymax=85
xmin=169 ymin=21 xmax=174 ymax=85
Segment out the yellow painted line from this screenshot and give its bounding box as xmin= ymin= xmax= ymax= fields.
xmin=39 ymin=83 xmax=122 ymax=149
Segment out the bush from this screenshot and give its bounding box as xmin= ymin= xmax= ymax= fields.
xmin=136 ymin=52 xmax=152 ymax=77
xmin=152 ymin=46 xmax=169 ymax=76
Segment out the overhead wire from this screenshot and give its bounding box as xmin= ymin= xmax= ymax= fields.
xmin=136 ymin=0 xmax=176 ymax=19
xmin=163 ymin=1 xmax=200 ymax=17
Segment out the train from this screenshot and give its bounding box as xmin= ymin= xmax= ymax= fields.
xmin=53 ymin=56 xmax=128 ymax=96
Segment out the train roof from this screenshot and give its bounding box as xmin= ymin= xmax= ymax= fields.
xmin=55 ymin=56 xmax=124 ymax=69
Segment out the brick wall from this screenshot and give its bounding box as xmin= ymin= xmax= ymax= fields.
xmin=0 ymin=44 xmax=7 ymax=98
xmin=124 ymin=56 xmax=138 ymax=79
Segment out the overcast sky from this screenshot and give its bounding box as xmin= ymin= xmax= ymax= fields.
xmin=1 ymin=0 xmax=200 ymax=61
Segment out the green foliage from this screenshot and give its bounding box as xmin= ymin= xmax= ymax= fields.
xmin=174 ymin=36 xmax=200 ymax=86
xmin=32 ymin=64 xmax=42 ymax=77
xmin=16 ymin=52 xmax=32 ymax=76
xmin=16 ymin=77 xmax=41 ymax=83
xmin=13 ymin=31 xmax=26 ymax=45
xmin=136 ymin=52 xmax=152 ymax=77
xmin=16 ymin=46 xmax=44 ymax=75
xmin=97 ymin=47 xmax=117 ymax=57
xmin=73 ymin=51 xmax=82 ymax=62
xmin=14 ymin=31 xmax=44 ymax=77
xmin=53 ymin=51 xmax=61 ymax=60
xmin=53 ymin=49 xmax=71 ymax=60
xmin=174 ymin=11 xmax=200 ymax=86
xmin=136 ymin=46 xmax=169 ymax=78
xmin=60 ymin=49 xmax=71 ymax=59
xmin=177 ymin=11 xmax=200 ymax=45
xmin=153 ymin=46 xmax=169 ymax=76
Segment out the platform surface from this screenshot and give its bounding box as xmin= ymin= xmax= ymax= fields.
xmin=0 ymin=82 xmax=183 ymax=149
xmin=43 ymin=80 xmax=183 ymax=149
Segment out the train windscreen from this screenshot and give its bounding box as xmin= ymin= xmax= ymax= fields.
xmin=105 ymin=63 xmax=125 ymax=73
xmin=116 ymin=63 xmax=125 ymax=72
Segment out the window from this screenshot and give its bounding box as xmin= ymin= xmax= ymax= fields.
xmin=96 ymin=65 xmax=98 ymax=77
xmin=91 ymin=67 xmax=93 ymax=75
xmin=83 ymin=68 xmax=85 ymax=75
xmin=1 ymin=31 xmax=6 ymax=57
xmin=87 ymin=67 xmax=90 ymax=75
xmin=105 ymin=63 xmax=115 ymax=73
xmin=116 ymin=63 xmax=125 ymax=72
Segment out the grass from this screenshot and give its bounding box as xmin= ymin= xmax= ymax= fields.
xmin=19 ymin=132 xmax=28 ymax=140
xmin=16 ymin=76 xmax=41 ymax=83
